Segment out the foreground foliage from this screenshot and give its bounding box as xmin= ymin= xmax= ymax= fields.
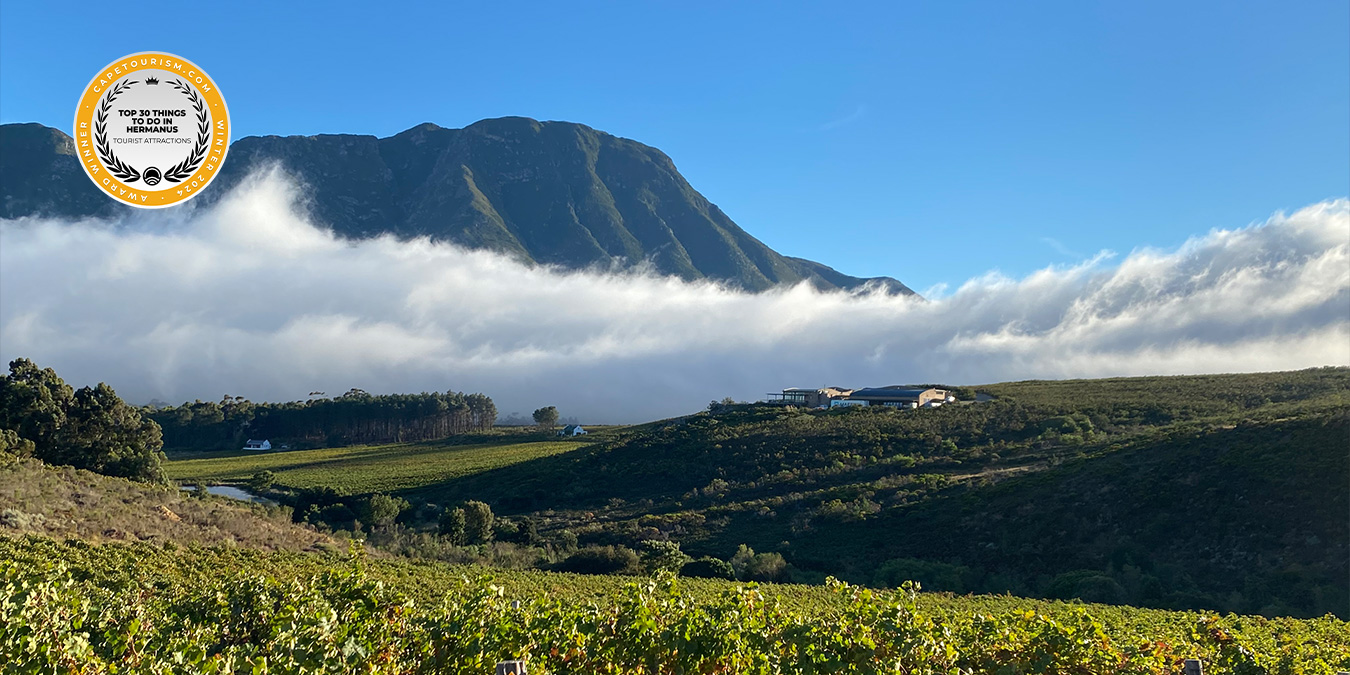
xmin=4 ymin=539 xmax=1347 ymax=674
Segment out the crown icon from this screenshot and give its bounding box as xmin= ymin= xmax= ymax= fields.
xmin=144 ymin=77 xmax=160 ymax=85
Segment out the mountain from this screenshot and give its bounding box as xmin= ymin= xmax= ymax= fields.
xmin=0 ymin=119 xmax=913 ymax=294
xmin=0 ymin=123 xmax=110 ymax=220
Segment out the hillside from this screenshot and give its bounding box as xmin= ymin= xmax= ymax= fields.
xmin=0 ymin=453 xmax=335 ymax=552
xmin=166 ymin=369 xmax=1349 ymax=619
xmin=0 ymin=119 xmax=912 ymax=294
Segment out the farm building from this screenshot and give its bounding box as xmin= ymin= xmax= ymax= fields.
xmin=845 ymin=387 xmax=950 ymax=408
xmin=768 ymin=387 xmax=852 ymax=407
xmin=558 ymin=424 xmax=587 ymax=437
xmin=242 ymin=439 xmax=272 ymax=451
xmin=770 ymin=385 xmax=955 ymax=409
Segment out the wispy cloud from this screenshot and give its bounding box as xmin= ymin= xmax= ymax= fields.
xmin=1041 ymin=236 xmax=1084 ymax=259
xmin=820 ymin=104 xmax=868 ymax=131
xmin=2 ymin=168 xmax=1347 ymax=422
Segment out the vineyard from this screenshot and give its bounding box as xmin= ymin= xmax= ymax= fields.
xmin=4 ymin=537 xmax=1348 ymax=674
xmin=165 ymin=436 xmax=600 ymax=496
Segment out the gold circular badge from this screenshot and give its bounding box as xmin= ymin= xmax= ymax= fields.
xmin=72 ymin=52 xmax=230 ymax=208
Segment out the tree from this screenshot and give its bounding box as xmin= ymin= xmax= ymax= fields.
xmin=557 ymin=530 xmax=579 ymax=552
xmin=462 ymin=500 xmax=495 ymax=545
xmin=640 ymin=540 xmax=691 ymax=574
xmin=439 ymin=507 xmax=467 ymax=544
xmin=62 ymin=383 xmax=167 ymax=483
xmin=532 ymin=406 xmax=559 ymax=431
xmin=873 ymin=557 xmax=971 ymax=593
xmin=0 ymin=358 xmax=73 ymax=456
xmin=364 ymin=493 xmax=409 ymax=528
xmin=745 ymin=552 xmax=789 ymax=582
xmin=151 ymin=389 xmax=498 ymax=450
xmin=514 ymin=518 xmax=541 ymax=546
xmin=1 ymin=359 xmax=167 ymax=483
xmin=248 ymin=470 xmax=276 ymax=492
xmin=558 ymin=545 xmax=641 ymax=575
xmin=0 ymin=428 xmax=35 ymax=456
xmin=681 ymin=557 xmax=736 ymax=580
xmin=730 ymin=544 xmax=756 ymax=579
xmin=466 ymin=393 xmax=497 ymax=431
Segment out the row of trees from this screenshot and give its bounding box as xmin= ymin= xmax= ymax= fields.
xmin=151 ymin=389 xmax=497 ymax=449
xmin=0 ymin=359 xmax=166 ymax=483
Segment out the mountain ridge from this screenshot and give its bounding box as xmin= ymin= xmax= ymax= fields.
xmin=0 ymin=118 xmax=913 ymax=294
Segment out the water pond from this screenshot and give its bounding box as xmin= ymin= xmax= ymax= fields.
xmin=181 ymin=484 xmax=278 ymax=506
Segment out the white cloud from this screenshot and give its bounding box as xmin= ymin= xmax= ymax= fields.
xmin=2 ymin=167 xmax=1347 ymax=423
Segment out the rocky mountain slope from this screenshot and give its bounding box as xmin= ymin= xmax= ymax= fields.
xmin=0 ymin=119 xmax=912 ymax=294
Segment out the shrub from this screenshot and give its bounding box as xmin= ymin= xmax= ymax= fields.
xmin=1047 ymin=570 xmax=1128 ymax=604
xmin=558 ymin=545 xmax=641 ymax=575
xmin=462 ymin=501 xmax=495 ymax=545
xmin=363 ymin=494 xmax=409 ymax=528
xmin=248 ymin=470 xmax=276 ymax=492
xmin=0 ymin=429 xmax=34 ymax=456
xmin=744 ymin=552 xmax=789 ymax=582
xmin=874 ymin=557 xmax=972 ymax=593
xmin=680 ymin=556 xmax=736 ymax=580
xmin=730 ymin=544 xmax=756 ymax=579
xmin=438 ymin=508 xmax=466 ymax=544
xmin=556 ymin=529 xmax=578 ymax=552
xmin=640 ymin=539 xmax=690 ymax=574
xmin=496 ymin=517 xmax=540 ymax=546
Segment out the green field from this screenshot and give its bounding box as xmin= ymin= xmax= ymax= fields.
xmin=165 ymin=432 xmax=616 ymax=495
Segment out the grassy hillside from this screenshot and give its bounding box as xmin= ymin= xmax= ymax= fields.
xmin=5 ymin=537 xmax=1347 ymax=673
xmin=791 ymin=412 xmax=1348 ymax=616
xmin=0 ymin=454 xmax=335 ymax=552
xmin=158 ymin=369 xmax=1350 ymax=619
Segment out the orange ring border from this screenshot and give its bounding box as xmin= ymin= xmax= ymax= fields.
xmin=72 ymin=51 xmax=231 ymax=209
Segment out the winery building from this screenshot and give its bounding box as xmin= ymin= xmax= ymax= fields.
xmin=771 ymin=387 xmax=853 ymax=408
xmin=770 ymin=385 xmax=954 ymax=409
xmin=844 ymin=387 xmax=950 ymax=408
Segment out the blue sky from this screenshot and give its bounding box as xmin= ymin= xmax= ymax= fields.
xmin=2 ymin=1 xmax=1346 ymax=291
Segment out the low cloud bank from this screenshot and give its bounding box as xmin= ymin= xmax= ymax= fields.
xmin=2 ymin=169 xmax=1346 ymax=422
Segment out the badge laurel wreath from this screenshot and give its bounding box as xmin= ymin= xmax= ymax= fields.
xmin=93 ymin=78 xmax=211 ymax=186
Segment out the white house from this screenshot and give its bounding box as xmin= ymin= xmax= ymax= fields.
xmin=557 ymin=425 xmax=587 ymax=437
xmin=243 ymin=439 xmax=272 ymax=451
